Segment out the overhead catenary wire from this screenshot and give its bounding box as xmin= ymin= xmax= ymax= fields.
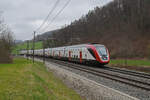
xmin=40 ymin=0 xmax=71 ymax=33
xmin=41 ymin=0 xmax=106 ymax=33
xmin=36 ymin=0 xmax=60 ymax=32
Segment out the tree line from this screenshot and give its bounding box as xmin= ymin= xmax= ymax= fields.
xmin=36 ymin=0 xmax=150 ymax=59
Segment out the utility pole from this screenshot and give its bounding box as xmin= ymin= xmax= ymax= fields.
xmin=33 ymin=31 xmax=36 ymax=63
xmin=27 ymin=40 xmax=29 ymax=60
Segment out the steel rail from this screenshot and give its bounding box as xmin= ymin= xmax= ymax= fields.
xmin=103 ymin=67 xmax=150 ymax=79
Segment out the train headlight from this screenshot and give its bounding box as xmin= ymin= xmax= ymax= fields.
xmin=102 ymin=55 xmax=108 ymax=60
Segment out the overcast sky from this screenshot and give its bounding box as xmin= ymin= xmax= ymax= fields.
xmin=0 ymin=0 xmax=112 ymax=40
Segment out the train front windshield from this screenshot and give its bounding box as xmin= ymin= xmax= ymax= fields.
xmin=95 ymin=46 xmax=107 ymax=56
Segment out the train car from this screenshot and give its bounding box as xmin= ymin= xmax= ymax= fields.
xmin=20 ymin=43 xmax=110 ymax=65
xmin=19 ymin=50 xmax=27 ymax=56
xmin=50 ymin=44 xmax=110 ymax=65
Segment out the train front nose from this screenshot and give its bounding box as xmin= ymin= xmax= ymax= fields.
xmin=95 ymin=45 xmax=109 ymax=62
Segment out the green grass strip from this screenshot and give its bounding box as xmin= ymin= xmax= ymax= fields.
xmin=0 ymin=58 xmax=82 ymax=100
xmin=110 ymin=59 xmax=150 ymax=67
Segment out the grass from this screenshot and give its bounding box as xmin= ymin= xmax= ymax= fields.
xmin=12 ymin=41 xmax=43 ymax=54
xmin=0 ymin=58 xmax=83 ymax=100
xmin=110 ymin=59 xmax=150 ymax=67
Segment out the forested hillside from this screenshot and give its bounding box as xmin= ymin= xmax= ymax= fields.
xmin=38 ymin=0 xmax=150 ymax=59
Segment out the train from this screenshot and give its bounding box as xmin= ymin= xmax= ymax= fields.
xmin=20 ymin=43 xmax=110 ymax=65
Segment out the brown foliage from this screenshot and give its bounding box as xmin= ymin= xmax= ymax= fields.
xmin=41 ymin=0 xmax=150 ymax=59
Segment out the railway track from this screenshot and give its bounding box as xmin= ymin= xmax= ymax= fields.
xmin=104 ymin=67 xmax=150 ymax=79
xmin=46 ymin=58 xmax=150 ymax=91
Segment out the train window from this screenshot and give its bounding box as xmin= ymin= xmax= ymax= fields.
xmin=85 ymin=54 xmax=87 ymax=58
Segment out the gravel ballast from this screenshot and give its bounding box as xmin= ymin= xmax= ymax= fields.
xmin=45 ymin=61 xmax=139 ymax=100
xmin=47 ymin=60 xmax=150 ymax=100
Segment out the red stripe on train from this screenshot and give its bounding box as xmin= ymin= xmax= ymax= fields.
xmin=80 ymin=51 xmax=82 ymax=63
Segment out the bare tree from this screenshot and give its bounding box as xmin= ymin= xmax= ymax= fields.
xmin=0 ymin=13 xmax=14 ymax=63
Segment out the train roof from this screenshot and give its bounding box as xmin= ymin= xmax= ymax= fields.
xmin=49 ymin=43 xmax=105 ymax=49
xmin=20 ymin=43 xmax=106 ymax=51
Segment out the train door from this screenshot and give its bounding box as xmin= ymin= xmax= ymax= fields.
xmin=53 ymin=51 xmax=55 ymax=57
xmin=80 ymin=51 xmax=82 ymax=63
xmin=69 ymin=51 xmax=71 ymax=61
xmin=59 ymin=51 xmax=60 ymax=58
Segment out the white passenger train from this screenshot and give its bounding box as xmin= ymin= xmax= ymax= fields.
xmin=20 ymin=43 xmax=110 ymax=65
